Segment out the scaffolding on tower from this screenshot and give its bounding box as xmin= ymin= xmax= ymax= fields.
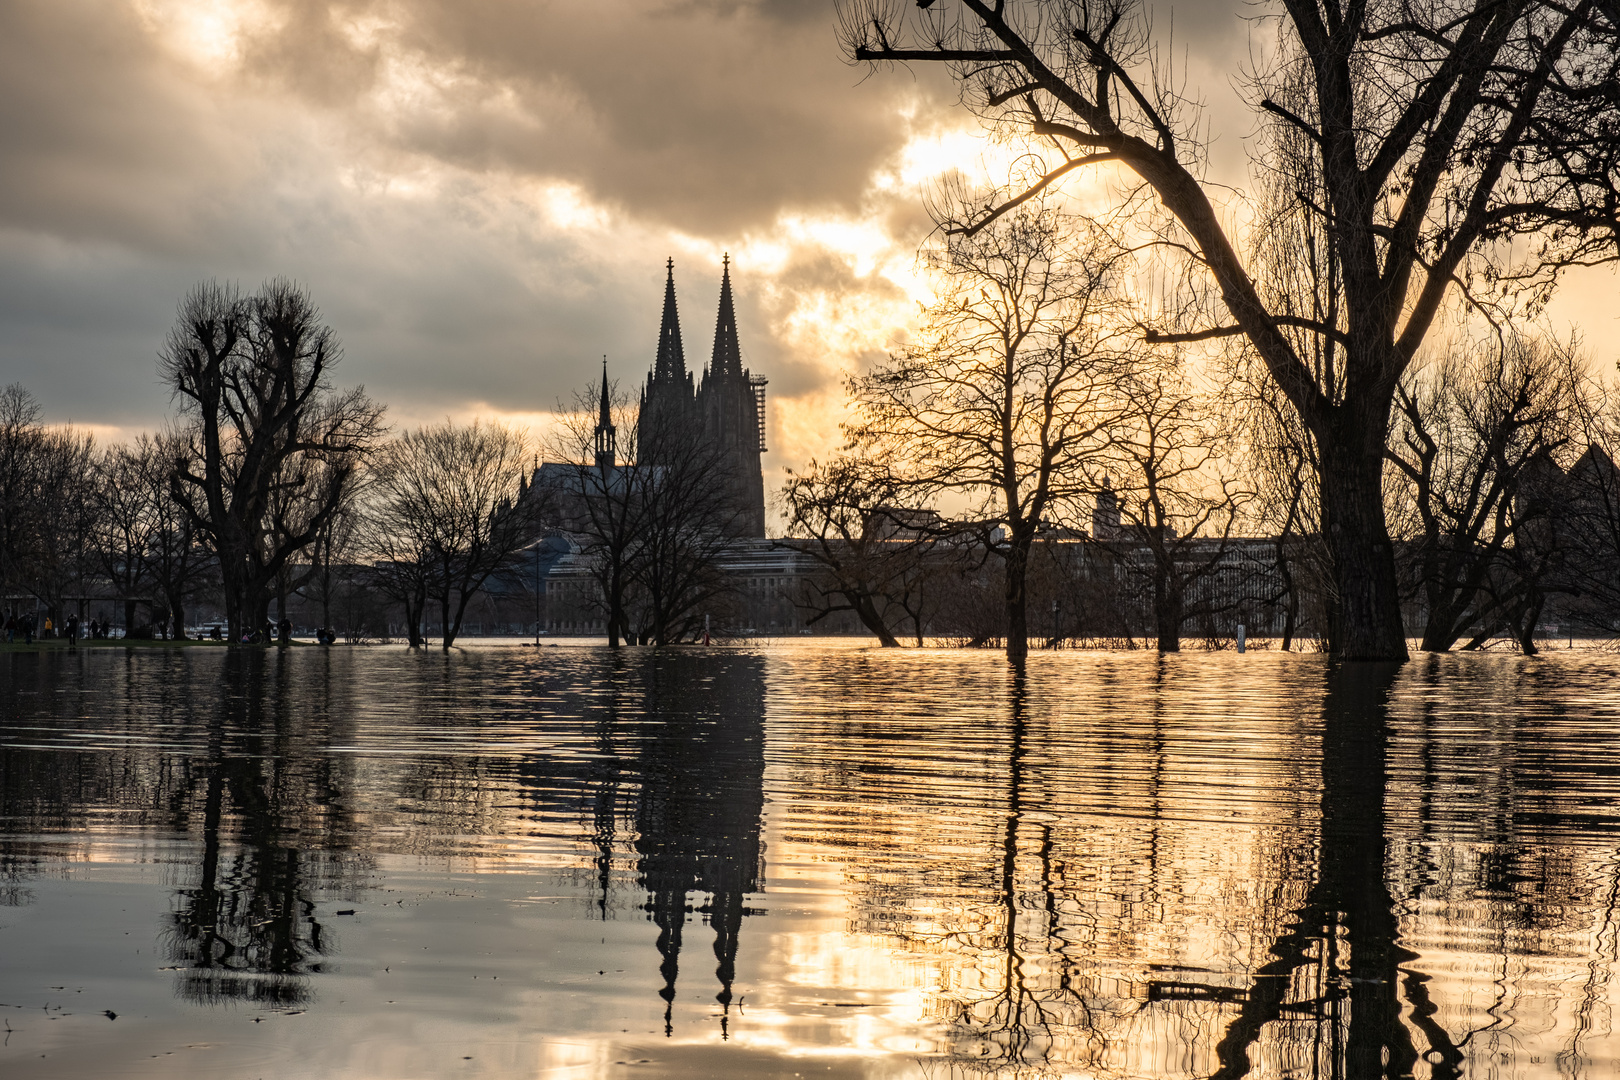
xmin=749 ymin=375 xmax=768 ymax=453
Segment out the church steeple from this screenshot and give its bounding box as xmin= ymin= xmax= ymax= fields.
xmin=654 ymin=257 xmax=687 ymax=384
xmin=710 ymin=254 xmax=742 ymax=378
xmin=594 ymin=356 xmax=615 ymax=472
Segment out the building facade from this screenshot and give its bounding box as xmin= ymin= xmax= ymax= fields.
xmin=639 ymin=256 xmax=768 ymax=538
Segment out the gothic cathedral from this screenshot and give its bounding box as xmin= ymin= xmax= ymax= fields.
xmin=636 ymin=257 xmax=768 ymax=537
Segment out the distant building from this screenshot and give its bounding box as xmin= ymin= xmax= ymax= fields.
xmin=532 ymin=257 xmax=767 ymax=538
xmin=639 ymin=256 xmax=768 ymax=538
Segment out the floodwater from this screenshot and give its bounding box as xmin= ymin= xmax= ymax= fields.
xmin=1 ymin=643 xmax=1618 ymax=1079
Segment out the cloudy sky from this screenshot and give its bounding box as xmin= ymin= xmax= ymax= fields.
xmin=3 ymin=0 xmax=1615 ymax=502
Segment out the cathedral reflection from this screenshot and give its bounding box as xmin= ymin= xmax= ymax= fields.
xmin=629 ymin=653 xmax=766 ymax=1035
xmin=0 ymin=648 xmax=768 ymax=1025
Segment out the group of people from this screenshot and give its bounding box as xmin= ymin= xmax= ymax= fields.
xmin=232 ymin=618 xmax=340 ymax=646
xmin=3 ymin=610 xmax=38 ymax=644
xmin=2 ymin=611 xmax=109 ymax=645
xmin=2 ymin=610 xmax=341 ymax=646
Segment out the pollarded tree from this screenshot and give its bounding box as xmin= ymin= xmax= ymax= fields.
xmin=846 ymin=196 xmax=1133 ymax=660
xmin=164 ymin=280 xmax=385 ymax=642
xmin=840 ymin=0 xmax=1620 ymax=660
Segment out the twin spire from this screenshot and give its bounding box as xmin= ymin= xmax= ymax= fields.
xmin=651 ymin=255 xmax=742 ymax=384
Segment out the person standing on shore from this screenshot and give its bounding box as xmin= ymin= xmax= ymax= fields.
xmin=65 ymin=614 xmax=79 ymax=647
xmin=22 ymin=611 xmax=35 ymax=645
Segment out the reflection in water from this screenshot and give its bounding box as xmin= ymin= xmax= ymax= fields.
xmin=0 ymin=648 xmax=767 ymax=1027
xmin=160 ymin=652 xmax=357 ymax=1006
xmin=631 ymin=655 xmax=765 ymax=1036
xmin=2 ymin=646 xmax=1620 ymax=1077
xmin=763 ymin=651 xmax=1620 ymax=1078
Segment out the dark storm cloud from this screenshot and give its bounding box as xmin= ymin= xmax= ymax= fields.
xmin=0 ymin=0 xmax=1267 ymax=441
xmin=232 ymin=0 xmax=934 ymax=234
xmin=0 ymin=0 xmax=945 ymax=431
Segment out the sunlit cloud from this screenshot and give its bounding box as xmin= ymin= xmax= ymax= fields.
xmin=132 ymin=0 xmax=282 ymax=72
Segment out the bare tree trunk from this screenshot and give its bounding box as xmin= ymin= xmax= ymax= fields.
xmin=605 ymin=569 xmax=624 ymax=648
xmin=1277 ymin=545 xmax=1298 ymax=652
xmin=440 ymin=590 xmax=452 ymax=652
xmin=1004 ymin=535 xmax=1030 ymax=662
xmin=1517 ymin=596 xmax=1544 ymax=656
xmin=1153 ymin=567 xmax=1182 ymax=653
xmin=1320 ymin=435 xmax=1408 ymax=661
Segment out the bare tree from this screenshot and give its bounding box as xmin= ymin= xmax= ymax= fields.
xmin=1102 ymin=364 xmax=1255 ymax=652
xmin=95 ymin=433 xmax=214 ymax=640
xmin=1518 ymin=358 xmax=1620 ymax=637
xmin=27 ymin=426 xmax=97 ymax=632
xmin=360 ymin=486 xmax=437 ymax=649
xmin=840 ymin=0 xmax=1620 ymax=660
xmin=1386 ymin=336 xmax=1581 ymax=652
xmin=846 ymin=197 xmax=1132 ymax=660
xmin=94 ymin=442 xmax=156 ymax=633
xmin=163 ymin=280 xmax=385 ymax=642
xmin=140 ymin=432 xmax=210 ymax=639
xmin=0 ymin=386 xmax=99 ymax=629
xmin=366 ymin=420 xmax=543 ymax=650
xmin=541 ymin=374 xmax=646 ymax=647
xmin=628 ymin=408 xmax=744 ymax=645
xmin=781 ymin=456 xmax=947 ymax=646
xmin=0 ymin=385 xmax=44 ymax=607
xmin=297 ymin=499 xmax=363 ymax=638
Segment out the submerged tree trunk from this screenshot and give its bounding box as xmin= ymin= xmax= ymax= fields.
xmin=1153 ymin=568 xmax=1183 ymax=654
xmin=1319 ymin=429 xmax=1408 ymax=661
xmin=404 ymin=584 xmax=426 ymax=649
xmin=1004 ymin=534 xmax=1031 ymax=663
xmin=1517 ymin=595 xmax=1544 ymax=656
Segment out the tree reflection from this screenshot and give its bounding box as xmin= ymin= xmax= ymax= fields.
xmin=1205 ymin=663 xmax=1462 ymax=1079
xmin=821 ymin=655 xmax=1620 ymax=1078
xmin=160 ymin=650 xmax=361 ymax=1007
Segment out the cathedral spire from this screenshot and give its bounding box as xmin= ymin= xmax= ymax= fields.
xmin=654 ymin=257 xmax=687 ymax=384
xmin=710 ymin=253 xmax=742 ymax=378
xmin=594 ymin=356 xmax=615 ymax=471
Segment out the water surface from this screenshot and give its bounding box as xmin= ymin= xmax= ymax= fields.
xmin=2 ymin=643 xmax=1618 ymax=1078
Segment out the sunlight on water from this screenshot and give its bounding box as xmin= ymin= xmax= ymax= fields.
xmin=2 ymin=643 xmax=1619 ymax=1078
